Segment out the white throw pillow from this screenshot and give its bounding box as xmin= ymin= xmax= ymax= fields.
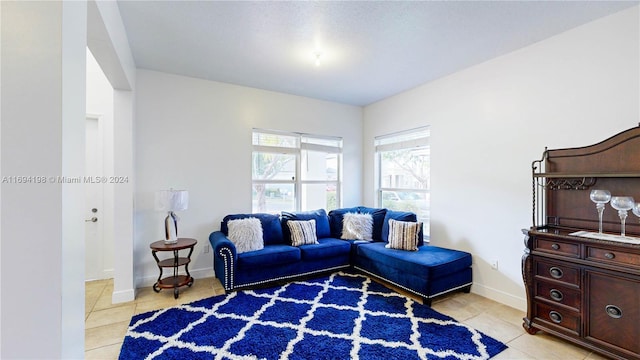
xmin=341 ymin=212 xmax=373 ymax=240
xmin=287 ymin=219 xmax=318 ymax=246
xmin=227 ymin=217 xmax=264 ymax=253
xmin=385 ymin=219 xmax=421 ymax=251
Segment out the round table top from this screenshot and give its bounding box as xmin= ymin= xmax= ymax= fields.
xmin=150 ymin=238 xmax=197 ymax=251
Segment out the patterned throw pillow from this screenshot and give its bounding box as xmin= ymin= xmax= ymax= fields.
xmin=341 ymin=213 xmax=373 ymax=240
xmin=385 ymin=219 xmax=421 ymax=251
xmin=287 ymin=219 xmax=318 ymax=246
xmin=227 ymin=217 xmax=264 ymax=253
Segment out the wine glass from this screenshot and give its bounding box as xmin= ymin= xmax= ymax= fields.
xmin=590 ymin=190 xmax=611 ymax=233
xmin=610 ymin=196 xmax=635 ymax=237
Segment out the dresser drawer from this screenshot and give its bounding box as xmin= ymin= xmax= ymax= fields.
xmin=535 ymin=281 xmax=581 ymax=310
xmin=586 ymin=246 xmax=640 ymax=269
xmin=535 ymin=259 xmax=580 ymax=287
xmin=534 ymin=302 xmax=580 ymax=335
xmin=534 ymin=238 xmax=580 ymax=258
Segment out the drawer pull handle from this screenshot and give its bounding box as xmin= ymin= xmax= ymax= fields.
xmin=605 ymin=305 xmax=622 ymax=319
xmin=549 ymin=267 xmax=563 ymax=279
xmin=604 ymin=252 xmax=615 ymax=259
xmin=550 ymin=289 xmax=564 ymax=302
xmin=551 ymin=243 xmax=560 ymax=250
xmin=549 ymin=311 xmax=563 ymax=324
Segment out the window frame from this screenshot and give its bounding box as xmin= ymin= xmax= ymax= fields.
xmin=375 ymin=126 xmax=430 ymax=238
xmin=252 ymin=129 xmax=342 ymax=213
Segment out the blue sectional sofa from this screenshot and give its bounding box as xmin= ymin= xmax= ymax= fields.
xmin=209 ymin=207 xmax=472 ymax=305
xmin=210 ymin=210 xmax=351 ymax=291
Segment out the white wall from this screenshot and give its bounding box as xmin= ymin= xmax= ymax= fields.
xmin=134 ymin=70 xmax=363 ymax=286
xmin=1 ymin=1 xmax=87 ymax=358
xmin=363 ymin=6 xmax=639 ymax=310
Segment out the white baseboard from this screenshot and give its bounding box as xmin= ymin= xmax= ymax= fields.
xmin=84 ymin=269 xmax=115 ymax=283
xmin=103 ymin=268 xmax=114 ymax=279
xmin=471 ymin=282 xmax=527 ymax=311
xmin=112 ymin=288 xmax=135 ymax=304
xmin=136 ymin=267 xmax=216 ymax=289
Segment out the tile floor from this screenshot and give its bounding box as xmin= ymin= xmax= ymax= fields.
xmin=85 ymin=277 xmax=609 ymax=360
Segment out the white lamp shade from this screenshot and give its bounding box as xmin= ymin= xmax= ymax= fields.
xmin=155 ymin=190 xmax=189 ymax=212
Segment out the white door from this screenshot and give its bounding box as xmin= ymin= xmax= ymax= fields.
xmin=85 ymin=116 xmax=106 ymax=280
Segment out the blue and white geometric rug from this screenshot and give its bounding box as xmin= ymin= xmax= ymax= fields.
xmin=119 ymin=272 xmax=507 ymax=360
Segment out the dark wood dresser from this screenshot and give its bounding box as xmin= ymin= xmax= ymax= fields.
xmin=523 ymin=126 xmax=640 ymax=360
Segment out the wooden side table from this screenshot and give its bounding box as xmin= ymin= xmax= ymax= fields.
xmin=150 ymin=238 xmax=197 ymax=299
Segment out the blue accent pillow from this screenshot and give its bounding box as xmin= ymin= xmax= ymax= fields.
xmin=221 ymin=213 xmax=284 ymax=245
xmin=381 ymin=210 xmax=424 ymax=246
xmin=328 ymin=207 xmax=359 ymax=238
xmin=357 ymin=207 xmax=387 ymax=241
xmin=281 ymin=209 xmax=331 ymax=243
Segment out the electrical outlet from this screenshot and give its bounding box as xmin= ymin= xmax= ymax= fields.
xmin=490 ymin=259 xmax=499 ymax=270
xmin=204 ymin=244 xmax=210 ymax=253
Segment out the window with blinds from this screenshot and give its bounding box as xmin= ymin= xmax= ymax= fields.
xmin=375 ymin=126 xmax=430 ymax=238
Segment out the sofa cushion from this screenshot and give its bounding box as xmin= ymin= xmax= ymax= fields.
xmin=357 ymin=242 xmax=471 ymax=279
xmin=287 ymin=219 xmax=319 ymax=246
xmin=227 ymin=217 xmax=264 ymax=253
xmin=328 ymin=207 xmax=359 ymax=238
xmin=237 ymin=245 xmax=301 ymax=270
xmin=341 ymin=213 xmax=373 ymax=240
xmin=282 ymin=209 xmax=331 ymax=243
xmin=381 ymin=210 xmax=424 ymax=246
xmin=299 ymin=238 xmax=351 ymax=261
xmin=357 ymin=207 xmax=387 ymax=241
xmin=328 ymin=207 xmax=387 ymax=241
xmin=222 ymin=213 xmax=284 ymax=245
xmin=385 ymin=219 xmax=420 ymax=251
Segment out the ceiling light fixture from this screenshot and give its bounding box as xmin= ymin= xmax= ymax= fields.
xmin=313 ymin=51 xmax=323 ymax=67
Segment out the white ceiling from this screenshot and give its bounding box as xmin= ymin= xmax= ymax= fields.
xmin=118 ymin=1 xmax=637 ymax=106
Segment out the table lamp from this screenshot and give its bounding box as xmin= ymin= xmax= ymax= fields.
xmin=155 ymin=189 xmax=189 ymax=244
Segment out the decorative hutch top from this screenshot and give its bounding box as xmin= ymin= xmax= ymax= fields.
xmin=532 ymin=125 xmax=640 ymax=241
